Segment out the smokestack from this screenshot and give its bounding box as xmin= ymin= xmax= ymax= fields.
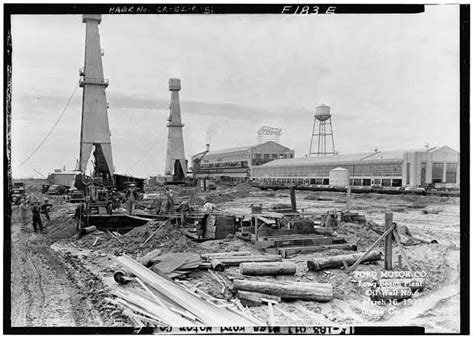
xmin=206 ymin=143 xmax=210 ymax=152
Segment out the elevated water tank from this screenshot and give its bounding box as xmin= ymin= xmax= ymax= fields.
xmin=315 ymin=104 xmax=331 ymax=122
xmin=329 ymin=167 xmax=349 ymax=187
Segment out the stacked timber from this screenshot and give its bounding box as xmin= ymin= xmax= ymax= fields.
xmin=232 ymin=279 xmax=333 ymax=302
xmin=307 ymin=251 xmax=382 ymax=271
xmin=112 ymin=255 xmax=264 ymax=326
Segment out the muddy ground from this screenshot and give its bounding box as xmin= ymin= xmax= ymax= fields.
xmin=9 ymin=186 xmax=460 ymax=333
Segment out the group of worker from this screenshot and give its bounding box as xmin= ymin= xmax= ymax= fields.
xmin=124 ymin=184 xmax=176 ymax=216
xmin=18 ymin=198 xmax=52 ymax=234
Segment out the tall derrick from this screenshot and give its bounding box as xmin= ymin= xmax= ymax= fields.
xmin=78 ymin=14 xmax=114 ymax=182
xmin=165 ymin=78 xmax=186 ymax=180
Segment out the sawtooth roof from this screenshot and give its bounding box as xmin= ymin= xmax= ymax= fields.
xmin=258 ymin=147 xmax=439 ymax=169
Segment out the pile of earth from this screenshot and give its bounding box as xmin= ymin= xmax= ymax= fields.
xmin=336 ymin=221 xmax=382 ymax=249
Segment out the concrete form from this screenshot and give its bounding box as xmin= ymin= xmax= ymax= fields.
xmin=78 ymin=14 xmax=114 ymax=182
xmin=165 ymin=78 xmax=187 ymax=180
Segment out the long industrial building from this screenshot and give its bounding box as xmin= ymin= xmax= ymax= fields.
xmin=252 ymin=145 xmax=460 ymax=188
xmin=192 ymin=141 xmax=295 ymax=183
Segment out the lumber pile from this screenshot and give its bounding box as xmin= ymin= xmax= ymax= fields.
xmin=307 ymin=251 xmax=381 ymax=271
xmin=232 ymin=279 xmax=333 ymax=302
xmin=112 ymin=255 xmax=264 ymax=326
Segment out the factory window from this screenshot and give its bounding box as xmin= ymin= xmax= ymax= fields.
xmin=255 ymin=153 xmax=262 ymax=159
xmin=362 ymin=179 xmax=371 ymax=186
xmin=272 ymin=154 xmax=278 ymax=159
xmin=446 ymin=163 xmax=457 ymax=183
xmin=353 ymin=179 xmax=361 ymax=186
xmin=310 ymin=178 xmax=316 ymax=185
xmin=432 ymin=162 xmax=443 ymax=183
xmin=392 ymin=179 xmax=402 ymax=187
xmin=373 ymin=178 xmax=381 ymax=185
xmin=382 ymin=179 xmax=391 ymax=186
xmin=264 ymin=154 xmax=270 ymax=159
xmin=323 ymin=179 xmax=329 ymax=185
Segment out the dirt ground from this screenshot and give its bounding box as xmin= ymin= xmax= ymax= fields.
xmin=9 ymin=187 xmax=460 ymax=333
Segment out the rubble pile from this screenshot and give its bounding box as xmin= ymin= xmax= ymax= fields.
xmin=79 ymin=220 xmax=202 ymax=256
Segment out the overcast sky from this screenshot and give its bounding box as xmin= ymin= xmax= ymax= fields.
xmin=10 ymin=6 xmax=460 ymax=178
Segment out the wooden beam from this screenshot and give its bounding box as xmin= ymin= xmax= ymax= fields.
xmin=140 ymin=221 xmax=167 ymax=247
xmin=384 ymin=213 xmax=393 ymax=270
xmin=346 ymin=222 xmax=396 ymax=273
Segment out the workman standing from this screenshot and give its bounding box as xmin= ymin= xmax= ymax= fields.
xmin=164 ymin=187 xmax=175 ymax=214
xmin=31 ymin=201 xmax=44 ymax=233
xmin=41 ymin=199 xmax=52 ymax=222
xmin=18 ymin=198 xmax=29 ymax=231
xmin=125 ymin=183 xmax=138 ymax=215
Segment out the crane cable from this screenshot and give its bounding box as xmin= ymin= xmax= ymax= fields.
xmin=125 ymin=128 xmax=165 ymax=172
xmin=18 ymin=81 xmax=80 ymax=168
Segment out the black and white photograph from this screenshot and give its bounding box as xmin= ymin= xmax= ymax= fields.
xmin=4 ymin=3 xmax=468 ymax=335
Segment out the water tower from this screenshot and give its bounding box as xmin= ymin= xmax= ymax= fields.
xmin=309 ymin=104 xmax=336 ymax=156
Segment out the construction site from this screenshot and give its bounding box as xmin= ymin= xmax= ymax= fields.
xmin=8 ymin=12 xmax=462 ymax=334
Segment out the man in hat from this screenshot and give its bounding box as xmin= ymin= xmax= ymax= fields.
xmin=41 ymin=199 xmax=53 ymax=222
xmin=125 ymin=183 xmax=138 ymax=215
xmin=31 ymin=201 xmax=44 ymax=233
xmin=164 ymin=186 xmax=175 ymax=214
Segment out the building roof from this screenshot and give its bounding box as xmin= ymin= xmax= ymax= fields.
xmin=204 ymin=145 xmax=255 ymax=157
xmin=257 ymin=147 xmax=444 ymax=169
xmin=200 ymin=141 xmax=289 ymax=157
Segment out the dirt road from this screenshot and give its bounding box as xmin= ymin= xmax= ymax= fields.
xmin=9 ymin=206 xmax=107 ymax=327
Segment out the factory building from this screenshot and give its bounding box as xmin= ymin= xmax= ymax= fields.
xmin=252 ymin=145 xmax=460 ymax=188
xmin=192 ymin=141 xmax=295 ymax=183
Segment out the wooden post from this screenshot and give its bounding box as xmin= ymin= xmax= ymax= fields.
xmin=398 ymin=254 xmax=402 ymax=268
xmin=346 ymin=222 xmax=396 ymax=273
xmin=384 ymin=213 xmax=393 ymax=270
xmin=346 ymin=185 xmax=351 ymax=211
xmin=290 ymin=186 xmax=297 ymax=213
xmin=253 ymin=216 xmax=258 ymax=241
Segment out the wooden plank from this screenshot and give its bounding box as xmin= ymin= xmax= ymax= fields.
xmin=257 ymin=228 xmax=296 ymax=237
xmin=201 ymin=251 xmax=252 ymax=260
xmin=112 ymin=288 xmax=196 ymax=326
xmin=115 ymin=255 xmax=257 ymax=326
xmin=217 ymin=255 xmax=282 ymax=266
xmin=273 ymin=237 xmax=333 ymax=248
